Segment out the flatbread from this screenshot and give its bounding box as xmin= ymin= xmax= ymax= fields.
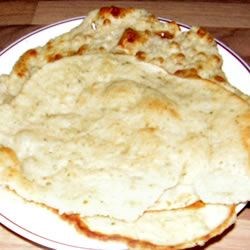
xmin=62 ymin=203 xmax=236 ymax=250
xmin=0 ymin=7 xmax=179 ymax=104
xmin=0 ymin=6 xmax=229 ymax=105
xmin=148 ymin=183 xmax=199 ymax=211
xmin=0 ymin=54 xmax=186 ymax=221
xmin=0 ymin=53 xmax=249 ymax=220
xmin=150 ymin=135 xmax=209 ymax=211
xmin=0 ymin=6 xmax=249 ymax=249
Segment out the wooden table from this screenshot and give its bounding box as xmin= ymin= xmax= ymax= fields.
xmin=0 ymin=1 xmax=249 ymax=249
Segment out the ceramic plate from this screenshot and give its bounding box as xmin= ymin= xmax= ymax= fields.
xmin=0 ymin=16 xmax=249 ymax=250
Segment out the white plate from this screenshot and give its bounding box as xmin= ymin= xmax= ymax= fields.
xmin=0 ymin=17 xmax=249 ymax=250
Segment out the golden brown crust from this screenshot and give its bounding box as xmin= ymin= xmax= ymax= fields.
xmin=174 ymin=68 xmax=200 ymax=79
xmin=135 ymin=51 xmax=147 ymax=61
xmin=139 ymin=96 xmax=180 ymax=119
xmin=47 ymin=53 xmax=63 ymax=63
xmin=185 ymin=201 xmax=205 ymax=209
xmin=7 ymin=5 xmax=227 ymax=92
xmin=76 ymin=44 xmax=88 ymax=55
xmin=13 ymin=49 xmax=38 ymax=77
xmin=99 ymin=6 xmax=134 ymax=19
xmin=103 ymin=18 xmax=111 ymax=25
xmin=61 ymin=213 xmax=178 ymax=250
xmin=0 ymin=147 xmax=21 ymax=183
xmin=196 ymin=27 xmax=213 ymax=43
xmin=61 ymin=205 xmax=236 ymax=250
xmin=214 ymin=75 xmax=226 ymax=83
xmin=118 ymin=28 xmax=148 ymax=48
xmin=46 ymin=44 xmax=88 ymax=62
xmin=0 ymin=146 xmax=20 ymax=170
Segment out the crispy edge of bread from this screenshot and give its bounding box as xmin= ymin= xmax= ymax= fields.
xmin=61 ymin=203 xmax=236 ymax=250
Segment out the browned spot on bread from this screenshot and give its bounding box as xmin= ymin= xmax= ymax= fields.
xmin=196 ymin=27 xmax=214 ymax=43
xmin=151 ymin=56 xmax=164 ymax=64
xmin=197 ymin=52 xmax=206 ymax=58
xmin=170 ymin=53 xmax=185 ymax=64
xmin=174 ymin=68 xmax=200 ymax=79
xmin=99 ymin=6 xmax=133 ymax=19
xmin=211 ymin=55 xmax=222 ymax=66
xmin=146 ymin=99 xmax=167 ymax=111
xmin=155 ymin=31 xmax=174 ymax=39
xmin=47 ymin=53 xmax=63 ymax=63
xmin=0 ymin=146 xmax=20 ymax=170
xmin=118 ymin=28 xmax=148 ymax=48
xmin=140 ymin=127 xmax=158 ymax=133
xmin=157 ymin=57 xmax=164 ymax=64
xmin=136 ymin=51 xmax=147 ymax=61
xmin=98 ymin=46 xmax=106 ymax=52
xmin=175 ymin=53 xmax=185 ymax=61
xmin=103 ymin=18 xmax=111 ymax=25
xmin=106 ymin=84 xmax=130 ymax=96
xmin=46 ymin=41 xmax=53 ymax=50
xmin=50 ymin=45 xmax=87 ymax=59
xmin=196 ymin=27 xmax=207 ymax=38
xmin=14 ymin=49 xmax=38 ymax=77
xmin=214 ymin=75 xmax=226 ymax=82
xmin=186 ymin=201 xmax=205 ymax=209
xmin=112 ymin=51 xmax=127 ymax=56
xmin=169 ymin=41 xmax=180 ymax=49
xmin=76 ymin=44 xmax=88 ymax=55
xmin=25 ymin=49 xmax=37 ymax=57
xmin=141 ymin=97 xmax=180 ymax=119
xmin=47 ymin=43 xmax=87 ymax=61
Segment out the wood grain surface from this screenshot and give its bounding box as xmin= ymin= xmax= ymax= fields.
xmin=0 ymin=1 xmax=249 ymax=249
